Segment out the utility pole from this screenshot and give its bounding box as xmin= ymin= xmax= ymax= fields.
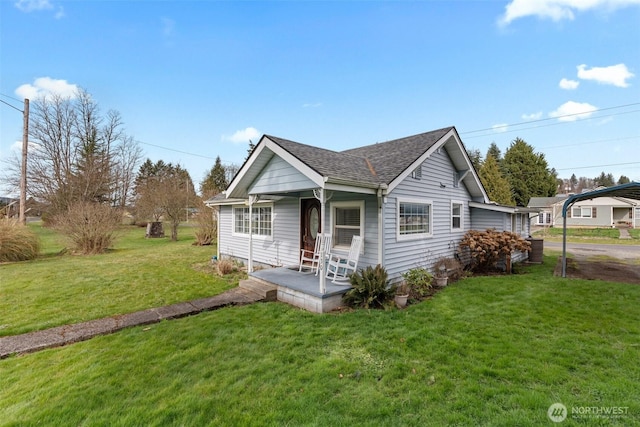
xmin=19 ymin=98 xmax=29 ymax=225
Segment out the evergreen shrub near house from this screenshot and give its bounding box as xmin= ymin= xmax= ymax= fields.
xmin=343 ymin=264 xmax=395 ymax=309
xmin=459 ymin=229 xmax=530 ymax=273
xmin=0 ymin=220 xmax=40 ymax=262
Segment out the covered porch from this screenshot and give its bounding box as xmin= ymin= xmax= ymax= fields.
xmin=250 ymin=267 xmax=351 ymax=313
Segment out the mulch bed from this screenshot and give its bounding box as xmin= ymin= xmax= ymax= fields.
xmin=554 ymin=256 xmax=640 ymax=285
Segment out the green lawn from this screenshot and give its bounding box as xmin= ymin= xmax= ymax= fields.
xmin=1 ymin=247 xmax=639 ymax=425
xmin=532 ymin=227 xmax=640 ymax=244
xmin=0 ymin=223 xmax=237 ymax=336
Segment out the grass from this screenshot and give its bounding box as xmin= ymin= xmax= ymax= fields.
xmin=533 ymin=227 xmax=639 ymax=244
xmin=0 ymin=223 xmax=238 ymax=336
xmin=1 ymin=250 xmax=639 ymax=425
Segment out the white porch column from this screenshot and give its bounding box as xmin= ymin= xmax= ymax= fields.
xmin=248 ymin=195 xmax=260 ymax=273
xmin=313 ymin=188 xmax=332 ymax=295
xmin=319 ymin=189 xmax=327 ymax=294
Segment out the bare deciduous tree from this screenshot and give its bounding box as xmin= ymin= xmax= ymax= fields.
xmin=3 ymin=88 xmax=141 ymax=215
xmin=134 ymin=160 xmax=195 ymax=241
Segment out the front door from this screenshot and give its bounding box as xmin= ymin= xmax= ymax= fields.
xmin=301 ymin=198 xmax=321 ymax=254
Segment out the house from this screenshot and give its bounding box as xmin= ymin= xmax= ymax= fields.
xmin=207 ymin=126 xmax=531 ymax=312
xmin=528 ymin=191 xmax=639 ymax=229
xmin=527 ymin=196 xmax=567 ymax=227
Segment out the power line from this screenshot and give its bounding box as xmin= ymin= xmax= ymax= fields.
xmin=0 ymin=92 xmax=23 ymax=103
xmin=135 ymin=139 xmax=221 ymax=162
xmin=0 ymin=98 xmax=23 ymax=113
xmin=460 ymin=102 xmax=640 ymax=136
xmin=537 ymin=135 xmax=640 ymax=151
xmin=555 ymin=161 xmax=640 ymax=172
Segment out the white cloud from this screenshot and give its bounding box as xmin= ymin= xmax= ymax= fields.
xmin=222 ymin=127 xmax=261 ymax=144
xmin=498 ymin=0 xmax=640 ymax=26
xmin=577 ymin=63 xmax=634 ymax=87
xmin=14 ymin=0 xmax=52 ymax=12
xmin=15 ymin=77 xmax=78 ymax=100
xmin=492 ymin=123 xmax=509 ymax=133
xmin=161 ymin=17 xmax=175 ymax=37
xmin=303 ymin=102 xmax=323 ymax=108
xmin=521 ymin=111 xmax=543 ymax=120
xmin=549 ymin=101 xmax=598 ymax=122
xmin=559 ymin=78 xmax=580 ymax=90
xmin=54 ymin=5 xmax=64 ymax=19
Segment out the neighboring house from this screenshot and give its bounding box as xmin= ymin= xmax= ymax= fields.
xmin=528 ymin=192 xmax=639 ymax=229
xmin=206 ymin=127 xmax=531 ymax=311
xmin=527 ymin=196 xmax=567 ymax=228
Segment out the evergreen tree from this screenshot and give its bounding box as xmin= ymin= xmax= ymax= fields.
xmin=502 ymin=138 xmax=557 ymax=206
xmin=479 ymin=154 xmax=515 ymax=205
xmin=246 ymin=140 xmax=256 ymax=162
xmin=200 ymin=156 xmax=228 ymax=200
xmin=486 ymin=142 xmax=502 ymax=163
xmin=569 ymin=174 xmax=578 ymax=192
xmin=467 ymin=148 xmax=482 ymax=172
xmin=594 ymin=171 xmax=615 ymax=187
xmin=618 ymin=175 xmax=631 ymax=185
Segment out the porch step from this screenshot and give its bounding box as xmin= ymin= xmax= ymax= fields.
xmin=239 ymin=279 xmax=278 ymax=302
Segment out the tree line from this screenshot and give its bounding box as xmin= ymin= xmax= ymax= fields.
xmin=3 ymin=89 xmax=631 ymax=252
xmin=468 ymin=139 xmax=633 ymax=207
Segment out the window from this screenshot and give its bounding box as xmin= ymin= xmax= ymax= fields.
xmin=398 ymin=198 xmax=432 ymax=240
xmin=451 ymin=201 xmax=463 ymax=231
xmin=571 ymin=206 xmax=595 ymax=218
xmin=233 ymin=205 xmax=272 ymax=237
xmin=537 ymin=213 xmax=545 ymax=224
xmin=331 ymin=201 xmax=364 ymax=248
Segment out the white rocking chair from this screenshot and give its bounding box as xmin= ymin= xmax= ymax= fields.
xmin=325 ymin=235 xmax=363 ymax=284
xmin=299 ymin=234 xmax=332 ymax=276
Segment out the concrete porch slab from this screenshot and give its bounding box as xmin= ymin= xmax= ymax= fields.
xmin=250 ymin=267 xmax=351 ymax=313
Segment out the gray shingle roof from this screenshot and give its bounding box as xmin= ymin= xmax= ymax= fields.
xmin=267 ymin=126 xmax=453 ymax=187
xmin=527 ymin=196 xmax=567 ymax=208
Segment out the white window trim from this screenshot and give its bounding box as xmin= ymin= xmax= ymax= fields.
xmin=231 ymin=203 xmax=274 ymax=240
xmin=572 ymin=206 xmax=593 ymax=218
xmin=329 ymin=200 xmax=365 ymax=250
xmin=450 ymin=200 xmax=464 ymax=233
xmin=397 ymin=197 xmax=433 ymax=241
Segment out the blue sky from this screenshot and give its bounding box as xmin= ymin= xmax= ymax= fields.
xmin=1 ymin=0 xmax=639 ymax=197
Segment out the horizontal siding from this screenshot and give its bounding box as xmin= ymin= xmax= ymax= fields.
xmin=383 ymin=148 xmax=473 ymax=280
xmin=249 ymin=155 xmax=316 ymax=194
xmin=470 ymin=208 xmax=505 ymax=231
xmin=219 ymin=198 xmax=301 ymax=267
xmin=219 ymin=194 xmax=381 ymax=269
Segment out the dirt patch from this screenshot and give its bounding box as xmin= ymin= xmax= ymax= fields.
xmin=554 ymin=257 xmax=640 ymax=285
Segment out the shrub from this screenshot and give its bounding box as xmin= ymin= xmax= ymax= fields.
xmin=217 ymin=258 xmax=235 ymax=275
xmin=401 ymin=267 xmax=433 ymax=301
xmin=193 ymin=208 xmax=217 ymax=246
xmin=52 ymin=202 xmax=121 ymax=255
xmin=342 ymin=264 xmax=395 ymax=309
xmin=0 ymin=221 xmax=40 ymax=262
xmin=458 ymin=229 xmax=531 ymax=273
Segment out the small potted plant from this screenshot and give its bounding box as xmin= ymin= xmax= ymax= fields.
xmin=434 ymin=269 xmax=448 ymax=287
xmin=394 ymin=282 xmax=410 ymax=308
xmin=433 ymin=258 xmax=449 ymax=288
